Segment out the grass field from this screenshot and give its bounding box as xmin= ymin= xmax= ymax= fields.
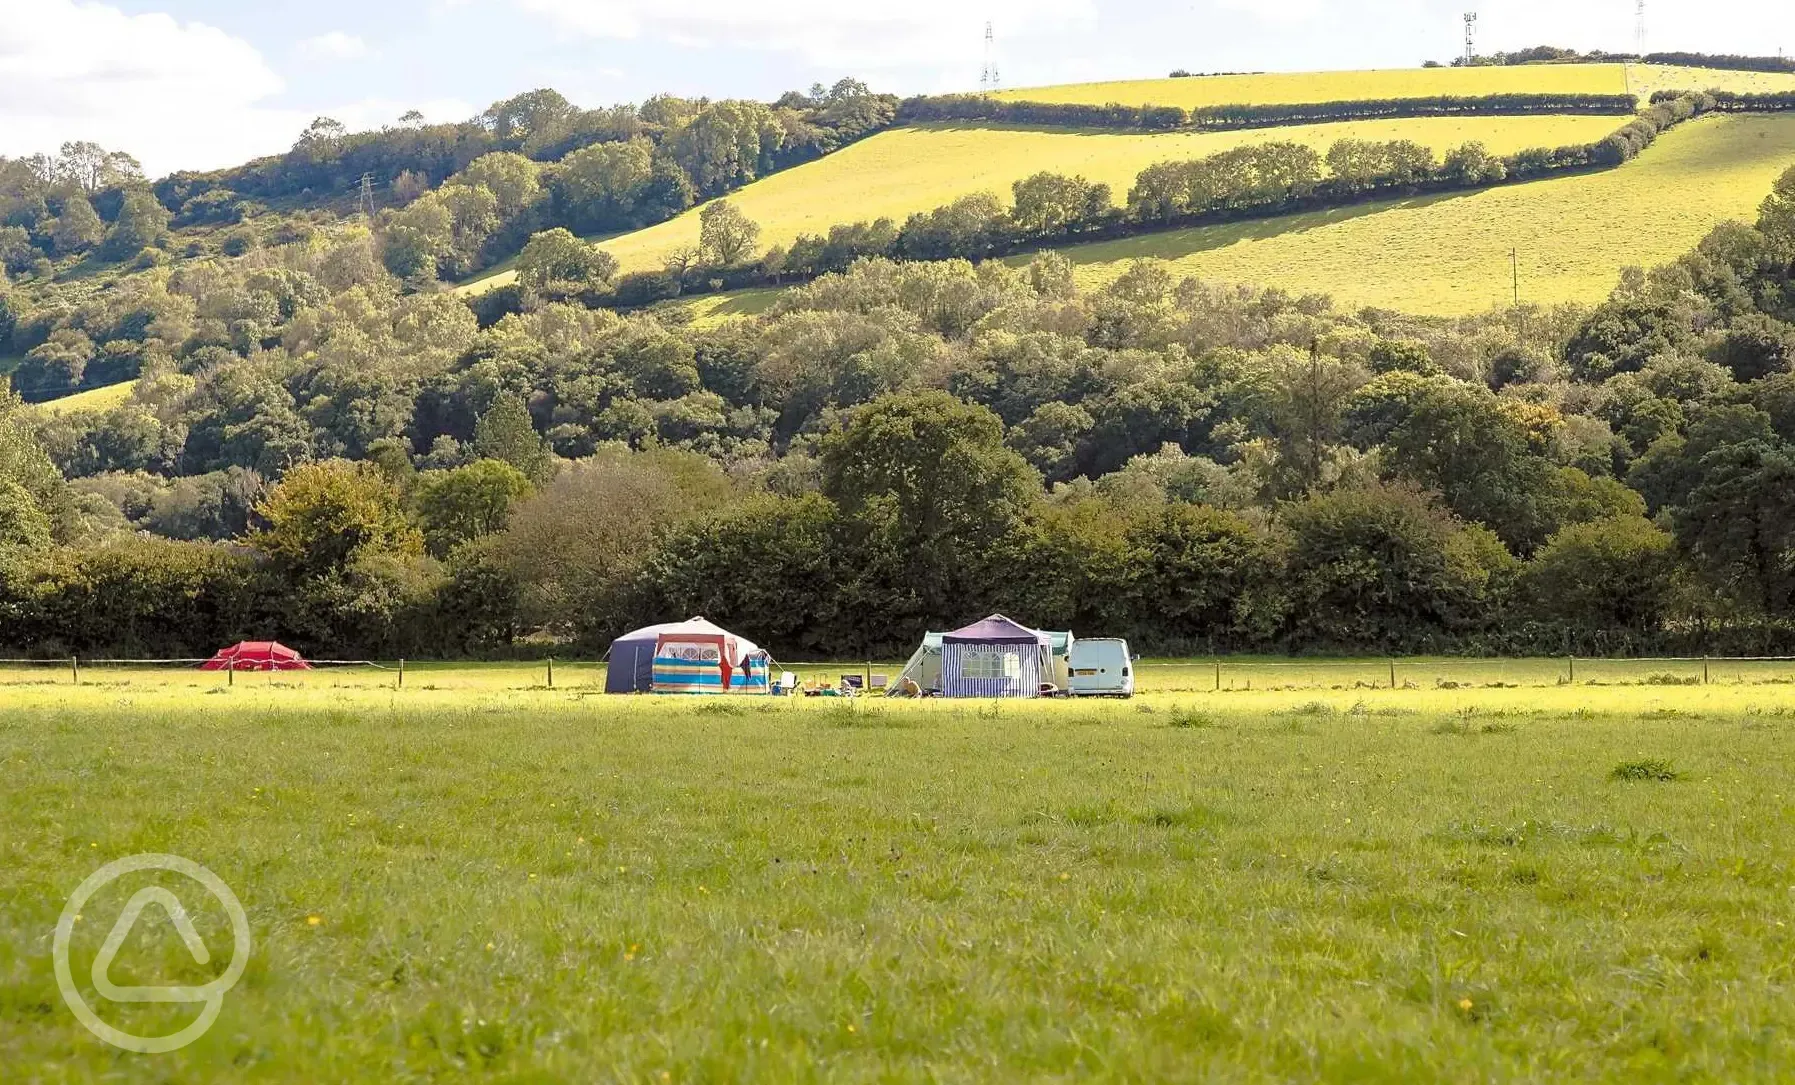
xmin=32 ymin=379 xmax=139 ymax=416
xmin=994 ymin=63 xmax=1795 ymax=110
xmin=6 ymin=660 xmax=1795 ymax=1079
xmin=458 ymin=114 xmax=1624 ymax=292
xmin=1041 ymin=112 xmax=1795 ymax=315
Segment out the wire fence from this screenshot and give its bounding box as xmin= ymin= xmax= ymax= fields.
xmin=7 ymin=654 xmax=1795 ymax=693
xmin=1141 ymin=655 xmax=1795 ymax=692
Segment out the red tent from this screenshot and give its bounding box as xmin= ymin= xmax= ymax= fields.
xmin=200 ymin=641 xmax=312 ymax=671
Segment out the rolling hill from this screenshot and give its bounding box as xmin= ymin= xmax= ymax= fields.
xmin=496 ymin=61 xmax=1795 ymax=318
xmin=1039 ymin=112 xmax=1795 ymax=315
xmin=458 ymin=112 xmax=1627 ymax=293
xmin=990 ymin=63 xmax=1795 ymax=110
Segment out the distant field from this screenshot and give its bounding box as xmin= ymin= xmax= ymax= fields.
xmin=7 ymin=667 xmax=1795 ymax=1079
xmin=491 ymin=114 xmax=1623 ymax=286
xmin=995 ymin=64 xmax=1628 ymax=108
xmin=33 ymin=379 xmax=137 ymax=416
xmin=994 ymin=63 xmax=1795 ymax=109
xmin=1043 ymin=113 xmax=1795 ymax=315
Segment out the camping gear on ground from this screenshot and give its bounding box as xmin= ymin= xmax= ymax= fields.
xmin=939 ymin=615 xmax=1054 ymax=699
xmin=200 ymin=641 xmax=311 ymax=671
xmin=603 ymin=618 xmax=770 ymax=694
xmin=896 ymin=627 xmax=1072 ymax=695
xmin=1068 ymin=638 xmax=1135 ymax=697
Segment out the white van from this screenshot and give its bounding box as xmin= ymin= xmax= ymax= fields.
xmin=1068 ymin=638 xmax=1135 ymax=697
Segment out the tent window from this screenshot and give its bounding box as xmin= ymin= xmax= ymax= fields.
xmin=962 ymin=650 xmax=1018 ymax=681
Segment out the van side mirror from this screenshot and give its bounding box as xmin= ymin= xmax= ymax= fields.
xmin=1130 ymin=653 xmax=1141 ymax=662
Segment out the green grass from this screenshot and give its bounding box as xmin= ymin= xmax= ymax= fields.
xmin=1040 ymin=113 xmax=1795 ymax=315
xmin=996 ymin=63 xmax=1630 ymax=108
xmin=33 ymin=379 xmax=138 ymax=416
xmin=994 ymin=63 xmax=1795 ymax=110
xmin=7 ymin=661 xmax=1795 ymax=1079
xmin=461 ymin=114 xmax=1624 ymax=291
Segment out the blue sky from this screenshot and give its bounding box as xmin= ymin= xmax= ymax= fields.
xmin=3 ymin=0 xmax=1792 ymax=175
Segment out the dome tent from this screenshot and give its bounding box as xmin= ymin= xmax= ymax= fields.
xmin=604 ymin=618 xmax=770 ymax=694
xmin=200 ymin=641 xmax=311 ymax=671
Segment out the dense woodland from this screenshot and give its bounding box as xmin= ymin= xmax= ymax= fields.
xmin=3 ymin=71 xmax=1795 ymax=660
xmin=0 ymin=156 xmax=1790 ymax=659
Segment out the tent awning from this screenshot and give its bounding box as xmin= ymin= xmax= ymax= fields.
xmin=941 ymin=615 xmax=1051 ymax=645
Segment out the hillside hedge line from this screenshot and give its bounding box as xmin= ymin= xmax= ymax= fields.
xmin=1649 ymin=90 xmax=1795 ymax=112
xmin=895 ymin=92 xmax=1639 ymax=132
xmin=1641 ymin=52 xmax=1795 ymax=75
xmin=579 ymin=93 xmax=1740 ymax=308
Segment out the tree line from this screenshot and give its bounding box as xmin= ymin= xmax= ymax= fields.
xmin=1 ymin=161 xmax=1793 ymax=659
xmin=896 ymin=92 xmax=1638 ymax=133
xmin=1445 ymin=47 xmax=1795 ymax=75
xmin=0 ymin=81 xmax=898 ymax=313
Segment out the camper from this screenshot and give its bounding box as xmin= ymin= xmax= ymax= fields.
xmin=1068 ymin=638 xmax=1134 ymax=697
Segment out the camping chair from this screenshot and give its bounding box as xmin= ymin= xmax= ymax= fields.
xmin=841 ymin=674 xmax=865 ymax=692
xmin=869 ymin=674 xmax=889 ymax=691
xmin=777 ymin=671 xmax=798 ymax=696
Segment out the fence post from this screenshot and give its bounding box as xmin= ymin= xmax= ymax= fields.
xmin=398 ymin=658 xmax=405 ymax=690
xmin=547 ymin=656 xmax=555 ymax=689
xmin=1567 ymin=655 xmax=1574 ymax=683
xmin=1703 ymin=656 xmax=1710 ymax=685
xmin=1389 ymin=659 xmax=1397 ymax=690
xmin=1214 ymin=658 xmax=1221 ymax=692
xmin=228 ymin=658 xmax=235 ymax=687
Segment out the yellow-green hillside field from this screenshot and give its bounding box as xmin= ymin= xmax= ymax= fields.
xmin=463 ymin=113 xmax=1623 ymax=291
xmin=994 ymin=63 xmax=1795 ymax=110
xmin=1042 ymin=113 xmax=1795 ymax=316
xmin=33 ymin=378 xmax=137 ymax=416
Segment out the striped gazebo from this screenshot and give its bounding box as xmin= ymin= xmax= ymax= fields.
xmin=940 ymin=615 xmax=1050 ymax=699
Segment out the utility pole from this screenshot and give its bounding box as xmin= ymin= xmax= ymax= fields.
xmin=358 ymin=172 xmax=376 ymax=219
xmin=1510 ymin=248 xmax=1519 ymax=307
xmin=1462 ymin=12 xmax=1477 ymax=66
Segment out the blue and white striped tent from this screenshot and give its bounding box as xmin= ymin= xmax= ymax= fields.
xmin=606 ymin=617 xmax=771 ymax=695
xmin=940 ymin=615 xmax=1052 ymax=699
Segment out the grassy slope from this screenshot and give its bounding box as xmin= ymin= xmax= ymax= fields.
xmin=470 ymin=114 xmax=1623 ymax=289
xmin=5 ymin=666 xmax=1795 ymax=1080
xmin=994 ymin=63 xmax=1795 ymax=109
xmin=1044 ymin=113 xmax=1795 ymax=315
xmin=32 ymin=378 xmax=138 ymax=416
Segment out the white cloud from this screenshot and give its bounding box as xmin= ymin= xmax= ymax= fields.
xmin=0 ymin=0 xmax=287 ymax=173
xmin=506 ymin=0 xmax=1096 ymax=69
xmin=0 ymin=2 xmax=472 ymax=176
xmin=297 ymin=31 xmax=371 ymax=62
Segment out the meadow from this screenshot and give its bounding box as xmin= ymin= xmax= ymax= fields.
xmin=30 ymin=379 xmax=139 ymax=417
xmin=992 ymin=64 xmax=1795 ymax=110
xmin=5 ymin=661 xmax=1795 ymax=1080
xmin=459 ymin=113 xmax=1625 ymax=290
xmin=1039 ymin=112 xmax=1795 ymax=315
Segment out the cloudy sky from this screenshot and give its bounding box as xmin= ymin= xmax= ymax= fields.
xmin=3 ymin=0 xmax=1792 ymax=176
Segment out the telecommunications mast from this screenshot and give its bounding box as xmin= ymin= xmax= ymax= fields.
xmin=1463 ymin=12 xmax=1478 ymax=65
xmin=1635 ymin=1 xmax=1647 ymax=54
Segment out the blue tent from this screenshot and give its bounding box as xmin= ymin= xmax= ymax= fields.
xmin=604 ymin=618 xmax=769 ymax=694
